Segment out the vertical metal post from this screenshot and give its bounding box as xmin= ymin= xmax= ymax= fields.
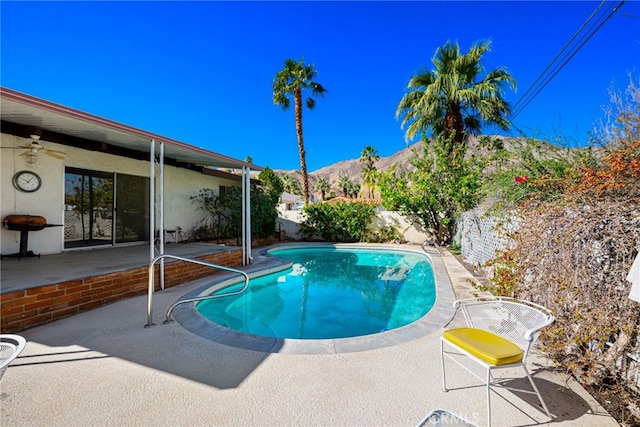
xmin=147 ymin=139 xmax=156 ymax=326
xmin=149 ymin=140 xmax=155 ymax=269
xmin=159 ymin=141 xmax=165 ymax=290
xmin=245 ymin=166 xmax=252 ymax=265
xmin=241 ymin=166 xmax=246 ymax=265
xmin=146 ymin=261 xmax=155 ymax=327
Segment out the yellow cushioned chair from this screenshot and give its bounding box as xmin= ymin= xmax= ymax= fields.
xmin=440 ymin=297 xmax=554 ymax=426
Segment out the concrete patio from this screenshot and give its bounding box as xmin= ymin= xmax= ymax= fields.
xmin=0 ymin=245 xmax=616 ymax=426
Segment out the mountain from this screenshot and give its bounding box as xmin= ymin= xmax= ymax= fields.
xmin=271 ymin=136 xmax=570 ymax=199
xmin=271 ymin=140 xmax=425 ymax=198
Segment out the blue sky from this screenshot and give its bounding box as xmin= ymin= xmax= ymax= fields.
xmin=2 ymin=1 xmax=638 ymax=172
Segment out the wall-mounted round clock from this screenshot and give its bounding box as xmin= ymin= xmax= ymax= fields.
xmin=12 ymin=170 xmax=42 ymax=193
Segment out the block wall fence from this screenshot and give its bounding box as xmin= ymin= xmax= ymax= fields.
xmin=0 ymin=249 xmax=242 ymax=333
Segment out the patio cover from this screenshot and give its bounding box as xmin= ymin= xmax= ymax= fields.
xmin=1 ymin=86 xmax=260 ymax=268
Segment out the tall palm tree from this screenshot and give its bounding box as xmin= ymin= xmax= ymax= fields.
xmin=396 ymin=40 xmax=516 ymax=148
xmin=361 ymin=164 xmax=378 ymax=199
xmin=315 ymin=177 xmax=330 ymax=201
xmin=338 ymin=175 xmax=351 ymax=197
xmin=359 ymin=145 xmax=380 ymax=198
xmin=273 ymin=57 xmax=327 ymax=205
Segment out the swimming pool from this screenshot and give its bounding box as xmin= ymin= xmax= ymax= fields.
xmin=172 ymin=243 xmax=456 ymax=354
xmin=195 ymin=246 xmax=436 ymax=340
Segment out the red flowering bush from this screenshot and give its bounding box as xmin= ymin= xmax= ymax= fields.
xmin=482 ymin=75 xmax=640 ymax=424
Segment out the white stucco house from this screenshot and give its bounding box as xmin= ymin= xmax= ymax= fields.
xmin=277 ymin=191 xmax=320 ymax=213
xmin=278 ymin=192 xmax=304 ymax=212
xmin=0 ymin=87 xmax=260 ymax=262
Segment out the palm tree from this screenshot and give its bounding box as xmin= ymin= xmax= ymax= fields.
xmin=315 ymin=177 xmax=330 ymax=201
xmin=396 ymin=40 xmax=516 ymax=148
xmin=273 ymin=57 xmax=327 ymax=205
xmin=338 ymin=175 xmax=350 ymax=197
xmin=347 ymin=182 xmax=361 ymax=199
xmin=280 ymin=174 xmax=301 ymax=195
xmin=361 ymin=164 xmax=378 ymax=199
xmin=359 ymin=145 xmax=380 ymax=198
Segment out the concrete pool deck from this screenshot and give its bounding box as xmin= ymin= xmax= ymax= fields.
xmin=0 ymin=244 xmax=617 ymax=426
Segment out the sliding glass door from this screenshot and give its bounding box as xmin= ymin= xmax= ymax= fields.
xmin=64 ymin=168 xmax=114 ymax=248
xmin=64 ymin=168 xmax=150 ymax=248
xmin=114 ymin=173 xmax=150 ymax=243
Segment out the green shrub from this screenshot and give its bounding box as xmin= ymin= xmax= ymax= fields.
xmin=368 ymin=225 xmax=402 ymax=243
xmin=378 ymin=132 xmax=482 ymax=245
xmin=190 ymin=168 xmax=283 ymax=240
xmin=300 ymin=201 xmax=376 ymax=243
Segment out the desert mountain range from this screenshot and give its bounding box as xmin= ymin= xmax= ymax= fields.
xmin=271 ymin=144 xmax=415 ymax=198
xmin=272 ymin=135 xmax=536 ymax=199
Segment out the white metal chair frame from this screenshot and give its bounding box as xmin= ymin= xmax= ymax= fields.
xmin=440 ymin=296 xmax=554 ymax=426
xmin=0 ymin=334 xmax=26 ymax=380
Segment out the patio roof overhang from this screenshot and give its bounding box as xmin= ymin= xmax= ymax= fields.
xmin=0 ymin=86 xmax=261 ymax=171
xmin=1 ymin=86 xmax=257 ymax=268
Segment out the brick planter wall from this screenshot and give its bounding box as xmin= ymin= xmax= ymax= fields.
xmin=0 ymin=249 xmax=242 ymax=333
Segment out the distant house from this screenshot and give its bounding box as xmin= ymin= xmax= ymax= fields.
xmin=0 ymin=87 xmax=260 ymax=262
xmin=277 ymin=192 xmax=319 ymax=212
xmin=278 ymin=192 xmax=303 ymax=212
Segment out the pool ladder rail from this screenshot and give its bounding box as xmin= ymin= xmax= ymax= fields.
xmin=421 ymin=239 xmax=442 ymax=256
xmin=145 ymin=254 xmax=250 ymax=328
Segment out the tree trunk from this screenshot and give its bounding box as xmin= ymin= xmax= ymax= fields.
xmin=443 ymin=105 xmax=465 ymax=149
xmin=294 ymin=87 xmax=309 ymax=205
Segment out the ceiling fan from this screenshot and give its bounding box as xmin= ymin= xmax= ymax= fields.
xmin=1 ymin=132 xmax=66 ymax=163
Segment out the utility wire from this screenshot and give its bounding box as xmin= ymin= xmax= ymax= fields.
xmin=508 ymin=0 xmax=626 ymax=133
xmin=510 ymin=1 xmax=610 ymax=118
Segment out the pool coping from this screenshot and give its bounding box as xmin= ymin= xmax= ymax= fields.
xmin=171 ymin=242 xmax=456 ymax=354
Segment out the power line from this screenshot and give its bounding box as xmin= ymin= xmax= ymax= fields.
xmin=509 ymin=0 xmax=626 ymax=132
xmin=510 ymin=1 xmax=610 ymax=118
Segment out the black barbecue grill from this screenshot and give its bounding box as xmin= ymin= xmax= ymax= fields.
xmin=1 ymin=215 xmax=62 ymax=260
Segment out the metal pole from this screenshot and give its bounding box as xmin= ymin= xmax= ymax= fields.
xmin=149 ymin=140 xmax=155 ymax=271
xmin=245 ymin=166 xmax=252 ymax=265
xmin=145 ymin=261 xmax=155 ymax=327
xmin=159 ymin=142 xmax=165 ymax=290
xmin=241 ymin=166 xmax=246 ymax=265
xmin=147 ymin=139 xmax=156 ymax=327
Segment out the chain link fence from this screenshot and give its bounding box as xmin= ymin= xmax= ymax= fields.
xmin=455 ymin=205 xmax=640 ymax=400
xmin=454 ymin=207 xmax=518 ymax=271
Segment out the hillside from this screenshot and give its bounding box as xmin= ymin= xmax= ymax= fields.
xmin=272 ymin=136 xmax=573 ymax=199
xmin=272 ymin=140 xmax=425 ymax=198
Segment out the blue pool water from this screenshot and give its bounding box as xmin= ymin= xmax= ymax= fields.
xmin=196 ymin=247 xmax=436 ymax=340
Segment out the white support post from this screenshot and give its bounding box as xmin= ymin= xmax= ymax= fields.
xmin=159 ymin=141 xmax=165 ymax=290
xmin=241 ymin=167 xmax=246 ymax=266
xmin=245 ymin=166 xmax=252 ymax=265
xmin=149 ymin=140 xmax=156 ymax=266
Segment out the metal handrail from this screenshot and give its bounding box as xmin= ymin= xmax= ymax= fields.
xmin=163 ymin=274 xmax=249 ymax=324
xmin=421 ymin=239 xmax=442 ymax=256
xmin=145 ymin=254 xmax=249 ymax=327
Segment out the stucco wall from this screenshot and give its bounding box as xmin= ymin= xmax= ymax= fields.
xmin=276 ymin=210 xmax=305 ymax=240
xmin=159 ymin=167 xmax=241 ymax=239
xmin=0 ymin=133 xmax=239 ymax=255
xmin=1 ymin=134 xmax=66 ymax=255
xmin=373 ymin=211 xmax=430 ymax=244
xmin=275 ymin=209 xmax=431 ymax=243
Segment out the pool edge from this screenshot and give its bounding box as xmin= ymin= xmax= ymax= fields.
xmin=172 ymin=243 xmax=456 ymax=355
